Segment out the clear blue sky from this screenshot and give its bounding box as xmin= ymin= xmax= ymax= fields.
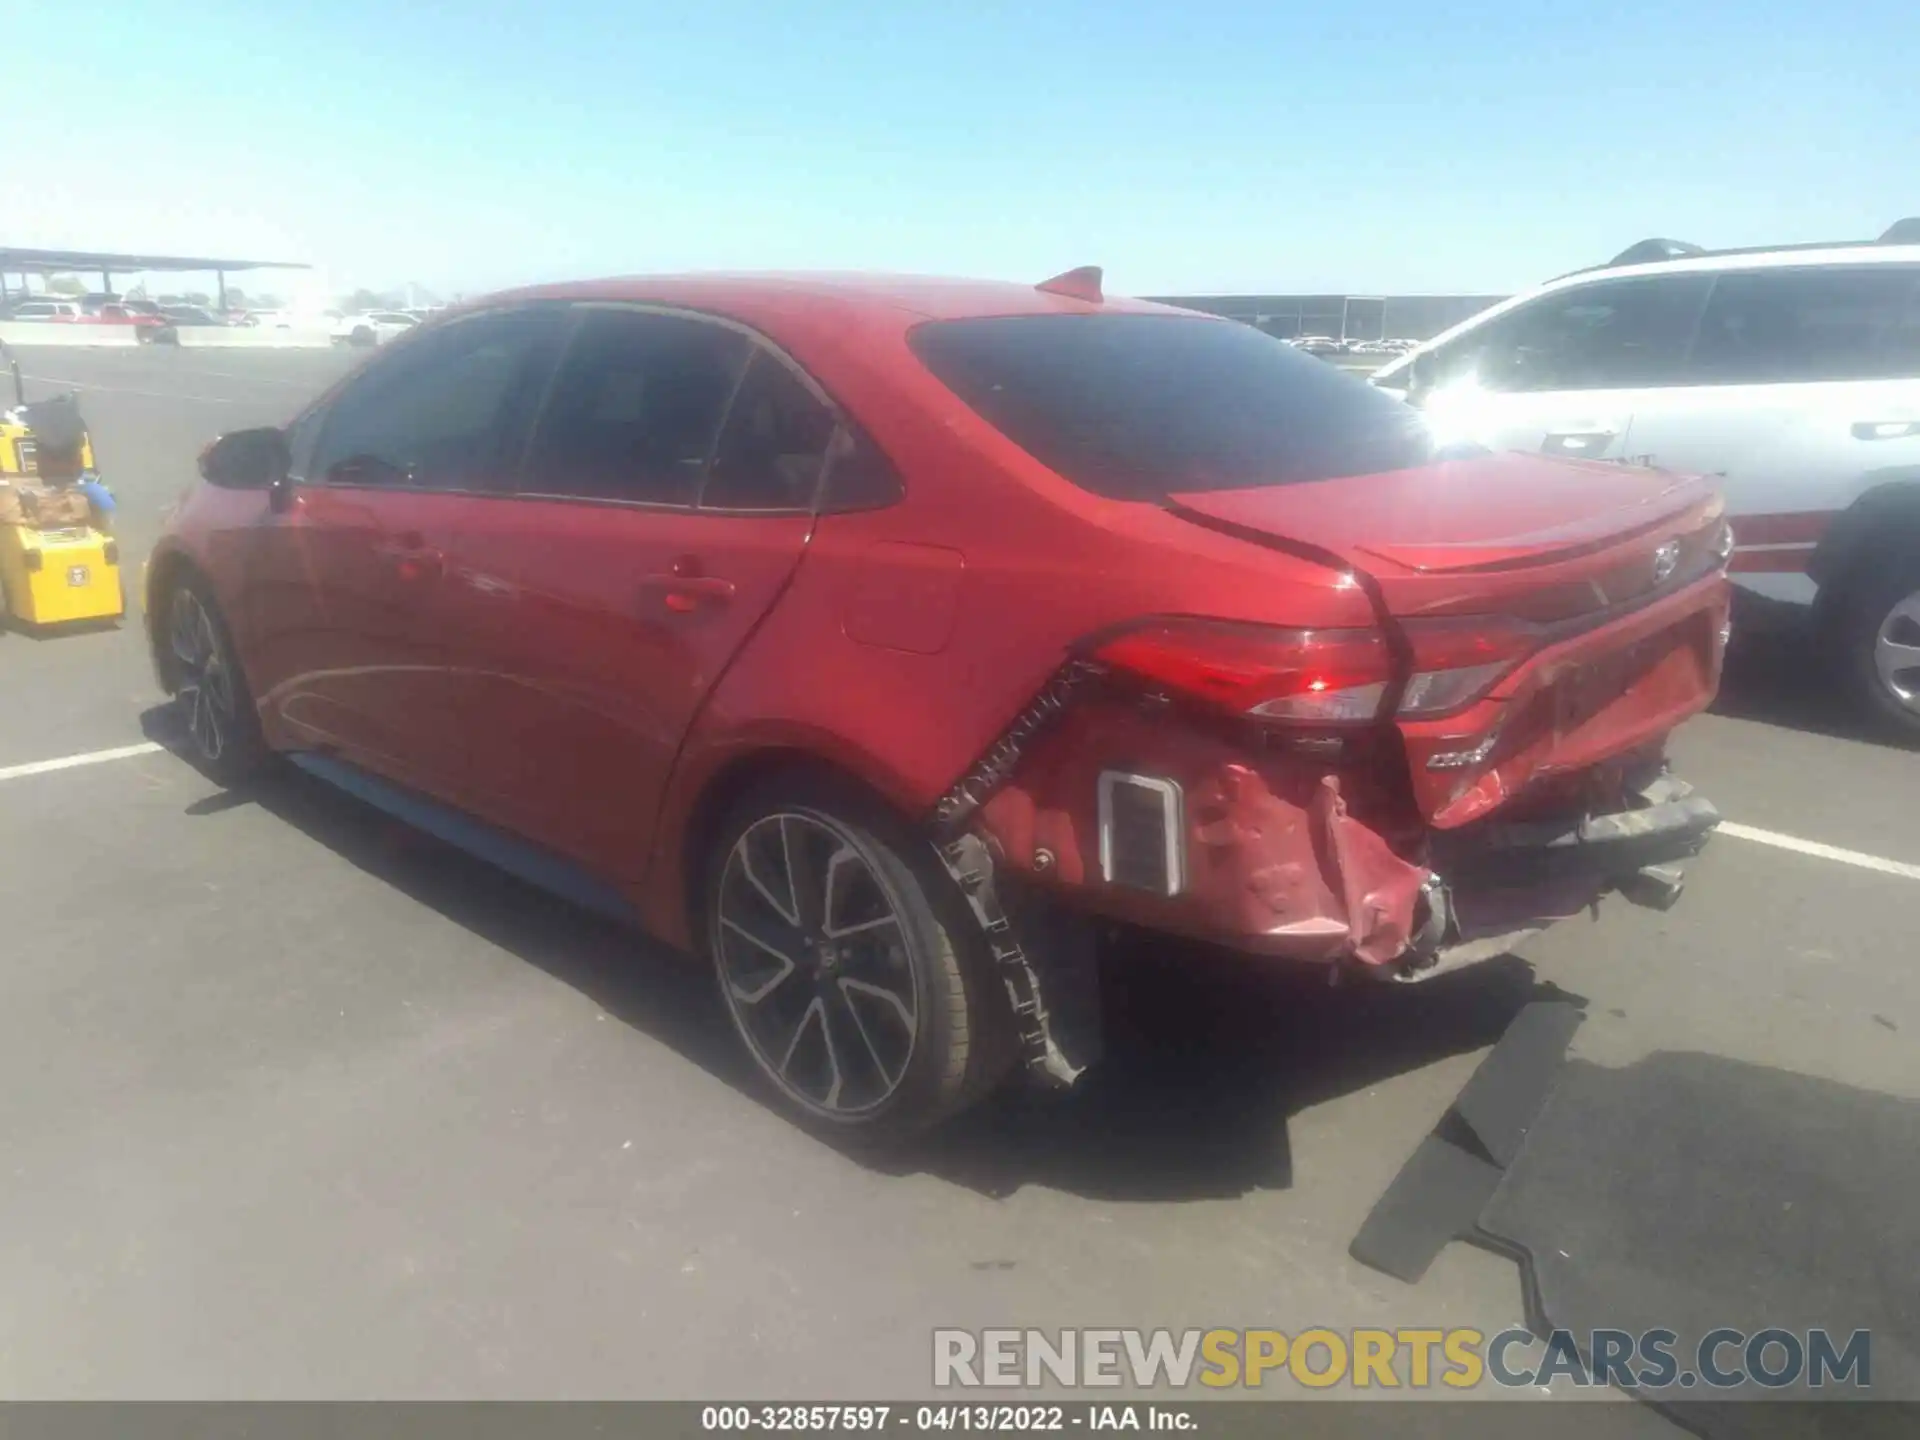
xmin=7 ymin=0 xmax=1910 ymax=299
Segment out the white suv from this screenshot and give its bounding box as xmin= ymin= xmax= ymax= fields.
xmin=5 ymin=300 xmax=81 ymax=321
xmin=1373 ymin=222 xmax=1920 ymax=735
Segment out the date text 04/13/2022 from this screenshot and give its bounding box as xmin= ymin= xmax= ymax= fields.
xmin=700 ymin=1405 xmax=1196 ymax=1431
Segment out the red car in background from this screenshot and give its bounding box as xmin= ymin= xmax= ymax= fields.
xmin=146 ymin=269 xmax=1731 ymax=1137
xmin=78 ymin=300 xmax=172 ymax=340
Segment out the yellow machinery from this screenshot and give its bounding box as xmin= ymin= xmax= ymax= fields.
xmin=0 ymin=341 xmax=123 ymax=629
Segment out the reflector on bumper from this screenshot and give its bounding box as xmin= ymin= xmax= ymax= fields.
xmin=1097 ymin=771 xmax=1186 ymax=896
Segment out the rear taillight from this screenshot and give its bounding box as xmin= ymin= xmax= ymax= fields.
xmin=1092 ymin=621 xmax=1393 ymax=723
xmin=1088 ymin=615 xmax=1539 ymax=725
xmin=1396 ymin=615 xmax=1541 ymax=716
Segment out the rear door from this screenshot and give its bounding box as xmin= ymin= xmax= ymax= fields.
xmin=1413 ymin=273 xmax=1712 ymax=463
xmin=469 ymin=305 xmax=830 ymax=877
xmin=243 ymin=307 xmax=566 ymax=796
xmin=1619 ymin=264 xmax=1920 ymax=598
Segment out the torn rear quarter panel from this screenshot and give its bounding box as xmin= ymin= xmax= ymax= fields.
xmin=974 ymin=701 xmax=1431 ymax=966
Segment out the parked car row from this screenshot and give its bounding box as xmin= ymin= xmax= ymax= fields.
xmin=4 ymin=297 xmax=162 ymax=328
xmin=3 ymin=295 xmax=448 ymax=343
xmin=1283 ymin=335 xmax=1419 ymax=358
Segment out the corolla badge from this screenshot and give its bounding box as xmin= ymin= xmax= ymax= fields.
xmin=1652 ymin=540 xmax=1681 ymax=585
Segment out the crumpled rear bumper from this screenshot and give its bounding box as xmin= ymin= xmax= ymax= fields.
xmin=1407 ymin=769 xmax=1719 ymax=980
xmin=972 ymin=697 xmax=1719 ymax=979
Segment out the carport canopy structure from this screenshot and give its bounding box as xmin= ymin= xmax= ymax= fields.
xmin=0 ymin=246 xmax=309 ymax=310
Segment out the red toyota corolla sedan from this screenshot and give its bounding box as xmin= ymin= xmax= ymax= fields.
xmin=147 ymin=268 xmax=1732 ymax=1137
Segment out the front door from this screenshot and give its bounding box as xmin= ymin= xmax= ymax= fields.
xmin=467 ymin=306 xmax=834 ymax=882
xmin=242 ymin=305 xmax=567 ymax=797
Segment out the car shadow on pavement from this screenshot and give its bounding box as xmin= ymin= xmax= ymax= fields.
xmin=1713 ymin=598 xmax=1918 ymax=751
xmin=143 ymin=704 xmax=1584 ymax=1206
xmin=0 ymin=616 xmax=126 ymax=640
xmin=886 ymin=942 xmax=1583 ymax=1202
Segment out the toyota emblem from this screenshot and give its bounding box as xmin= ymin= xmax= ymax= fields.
xmin=1652 ymin=540 xmax=1681 ymax=585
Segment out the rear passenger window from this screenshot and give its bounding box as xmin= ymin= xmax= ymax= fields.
xmin=1688 ymin=267 xmax=1920 ymax=383
xmin=1465 ymin=275 xmax=1713 ymax=393
xmin=818 ymin=425 xmax=905 ymax=512
xmin=521 ymin=309 xmax=749 ymax=505
xmin=700 ymin=352 xmax=836 ymax=511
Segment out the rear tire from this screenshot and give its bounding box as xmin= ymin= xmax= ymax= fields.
xmin=704 ymin=773 xmax=1014 ymax=1141
xmin=1840 ymin=561 xmax=1920 ymax=741
xmin=161 ymin=576 xmax=270 ymax=784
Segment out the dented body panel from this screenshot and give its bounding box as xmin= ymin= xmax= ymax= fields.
xmin=1397 ymin=570 xmax=1731 ymax=828
xmin=977 ymin=699 xmax=1431 ymax=964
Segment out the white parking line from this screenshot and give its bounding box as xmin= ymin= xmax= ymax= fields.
xmin=0 ymin=742 xmax=163 ymax=783
xmin=3 ymin=740 xmax=1919 ymax=886
xmin=173 ymin=366 xmax=328 ymax=387
xmin=1718 ymin=821 xmax=1920 ymax=883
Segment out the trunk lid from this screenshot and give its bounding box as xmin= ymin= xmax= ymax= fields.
xmin=1167 ymin=452 xmax=1720 ymax=614
xmin=1169 ymin=452 xmax=1731 ymax=828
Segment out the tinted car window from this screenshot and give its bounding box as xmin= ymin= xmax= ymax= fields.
xmin=308 ymin=307 xmax=564 ymax=491
xmin=909 ymin=314 xmax=1445 ymax=500
xmin=286 ymin=404 xmax=327 ymax=480
xmin=1442 ymin=275 xmax=1713 ymax=393
xmin=818 ymin=425 xmax=905 ymax=512
xmin=1689 ymin=266 xmax=1920 ymax=383
xmin=701 ymin=351 xmax=837 ymax=511
xmin=521 ymin=309 xmax=749 ymax=505
xmin=1888 ymin=274 xmax=1920 ymax=378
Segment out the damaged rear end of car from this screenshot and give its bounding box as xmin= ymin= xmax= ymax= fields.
xmin=874 ymin=306 xmax=1736 ymax=1097
xmin=909 ymin=312 xmax=1732 ymax=1026
xmin=942 ymin=509 xmax=1729 ymax=995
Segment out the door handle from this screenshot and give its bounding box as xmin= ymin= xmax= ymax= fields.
xmin=1851 ymin=420 xmax=1920 ymax=441
xmin=639 ymin=572 xmax=736 ymax=612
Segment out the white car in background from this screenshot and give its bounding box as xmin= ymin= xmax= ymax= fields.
xmin=4 ymin=300 xmax=82 ymax=322
xmin=1372 ymin=221 xmax=1920 ymax=736
xmin=331 ymin=311 xmax=419 ymax=347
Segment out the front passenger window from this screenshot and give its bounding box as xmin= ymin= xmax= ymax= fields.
xmin=308 ymin=307 xmax=564 ymax=491
xmin=1460 ymin=275 xmax=1712 ymax=393
xmin=285 ymin=405 xmax=326 ymax=480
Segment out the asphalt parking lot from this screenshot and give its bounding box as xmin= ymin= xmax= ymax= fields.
xmin=2 ymin=348 xmax=1917 ymax=1412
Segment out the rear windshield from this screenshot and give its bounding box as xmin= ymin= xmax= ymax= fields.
xmin=909 ymin=313 xmax=1446 ymax=500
